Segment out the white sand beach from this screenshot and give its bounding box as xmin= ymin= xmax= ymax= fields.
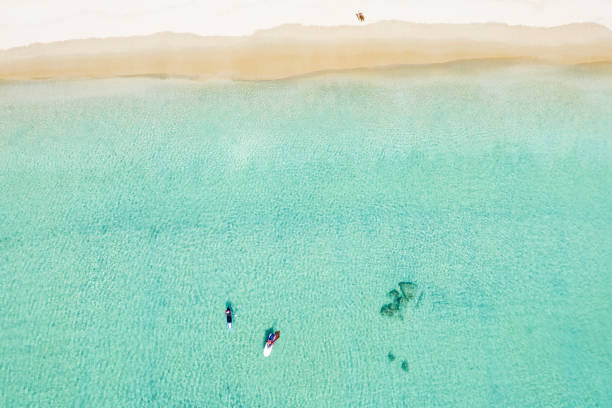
xmin=1 ymin=22 xmax=612 ymax=80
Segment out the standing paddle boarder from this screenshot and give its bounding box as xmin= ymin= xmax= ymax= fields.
xmin=225 ymin=307 xmax=232 ymax=330
xmin=263 ymin=331 xmax=280 ymax=357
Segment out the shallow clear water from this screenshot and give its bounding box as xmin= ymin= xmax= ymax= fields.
xmin=1 ymin=64 xmax=611 ymax=407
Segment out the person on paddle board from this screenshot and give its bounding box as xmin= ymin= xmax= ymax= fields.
xmin=266 ymin=331 xmax=280 ymax=346
xmin=264 ymin=330 xmax=280 ymax=356
xmin=225 ymin=307 xmax=232 ymax=330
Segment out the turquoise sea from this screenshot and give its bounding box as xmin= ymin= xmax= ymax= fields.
xmin=1 ymin=63 xmax=611 ymax=407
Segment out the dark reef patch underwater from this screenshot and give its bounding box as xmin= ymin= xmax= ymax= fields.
xmin=380 ymin=281 xmax=421 ymax=319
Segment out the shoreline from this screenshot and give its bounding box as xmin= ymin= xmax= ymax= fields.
xmin=2 ymin=59 xmax=612 ymax=84
xmin=2 ymin=22 xmax=612 ymax=81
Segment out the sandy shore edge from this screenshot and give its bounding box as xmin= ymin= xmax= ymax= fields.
xmin=2 ymin=22 xmax=612 ymax=81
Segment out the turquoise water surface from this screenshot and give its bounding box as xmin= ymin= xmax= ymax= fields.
xmin=1 ymin=63 xmax=611 ymax=407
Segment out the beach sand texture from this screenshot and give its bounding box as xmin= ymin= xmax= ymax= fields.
xmin=2 ymin=21 xmax=612 ymax=80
